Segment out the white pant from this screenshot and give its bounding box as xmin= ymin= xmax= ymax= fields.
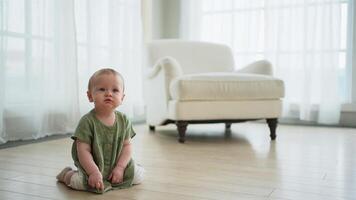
xmin=69 ymin=163 xmax=145 ymax=190
xmin=132 ymin=163 xmax=145 ymax=185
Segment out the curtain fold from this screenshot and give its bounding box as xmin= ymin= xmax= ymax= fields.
xmin=264 ymin=0 xmax=342 ymax=124
xmin=0 ymin=0 xmax=79 ymax=143
xmin=75 ymin=0 xmax=144 ymax=118
xmin=0 ymin=0 xmax=5 ymax=143
xmin=180 ymin=0 xmax=350 ymax=125
xmin=0 ymin=0 xmax=144 ymax=144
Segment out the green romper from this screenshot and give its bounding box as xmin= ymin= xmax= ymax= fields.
xmin=71 ymin=109 xmax=136 ymax=193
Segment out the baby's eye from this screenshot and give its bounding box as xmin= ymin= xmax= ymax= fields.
xmin=113 ymin=89 xmax=119 ymax=93
xmin=99 ymin=88 xmax=106 ymax=92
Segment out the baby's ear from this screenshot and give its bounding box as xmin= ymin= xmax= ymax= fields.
xmin=87 ymin=91 xmax=94 ymax=102
xmin=121 ymin=94 xmax=125 ymax=102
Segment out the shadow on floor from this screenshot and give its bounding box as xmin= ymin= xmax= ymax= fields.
xmin=0 ymin=133 xmax=72 ymax=150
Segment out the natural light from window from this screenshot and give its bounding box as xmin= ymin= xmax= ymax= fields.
xmin=197 ymin=0 xmax=352 ymax=103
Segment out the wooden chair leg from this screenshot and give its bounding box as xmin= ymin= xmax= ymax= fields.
xmin=149 ymin=125 xmax=155 ymax=132
xmin=266 ymin=118 xmax=278 ymax=140
xmin=225 ymin=123 xmax=232 ymax=130
xmin=176 ymin=121 xmax=188 ymax=143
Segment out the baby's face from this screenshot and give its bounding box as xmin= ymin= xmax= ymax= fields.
xmin=88 ymin=73 xmax=125 ymax=111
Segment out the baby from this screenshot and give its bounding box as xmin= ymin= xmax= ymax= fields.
xmin=57 ymin=68 xmax=144 ymax=193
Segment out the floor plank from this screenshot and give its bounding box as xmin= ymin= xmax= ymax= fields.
xmin=0 ymin=122 xmax=355 ymax=200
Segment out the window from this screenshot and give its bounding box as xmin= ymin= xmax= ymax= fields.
xmin=74 ymin=0 xmax=143 ymax=115
xmin=1 ymin=0 xmax=55 ymax=106
xmin=184 ymin=0 xmax=353 ymax=104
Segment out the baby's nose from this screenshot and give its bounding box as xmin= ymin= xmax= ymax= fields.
xmin=105 ymin=90 xmax=112 ymax=96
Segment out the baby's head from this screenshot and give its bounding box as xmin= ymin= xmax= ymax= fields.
xmin=87 ymin=68 xmax=125 ymax=109
xmin=87 ymin=68 xmax=125 ymax=93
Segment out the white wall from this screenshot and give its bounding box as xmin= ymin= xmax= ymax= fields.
xmin=148 ymin=0 xmax=180 ymax=39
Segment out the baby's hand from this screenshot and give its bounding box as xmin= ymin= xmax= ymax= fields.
xmin=108 ymin=166 xmax=125 ymax=184
xmin=88 ymin=171 xmax=104 ymax=191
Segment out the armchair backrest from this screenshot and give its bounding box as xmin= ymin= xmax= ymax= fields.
xmin=147 ymin=40 xmax=235 ymax=74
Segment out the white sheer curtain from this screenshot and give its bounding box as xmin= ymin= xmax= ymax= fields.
xmin=74 ymin=0 xmax=144 ymax=118
xmin=0 ymin=0 xmax=144 ymax=144
xmin=181 ymin=0 xmax=352 ymax=124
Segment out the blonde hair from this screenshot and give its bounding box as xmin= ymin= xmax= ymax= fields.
xmin=87 ymin=68 xmax=125 ymax=92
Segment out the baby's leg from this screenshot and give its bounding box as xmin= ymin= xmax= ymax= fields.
xmin=56 ymin=167 xmax=86 ymax=190
xmin=132 ymin=163 xmax=145 ymax=185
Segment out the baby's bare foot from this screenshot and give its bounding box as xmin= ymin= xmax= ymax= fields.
xmin=56 ymin=167 xmax=72 ymax=183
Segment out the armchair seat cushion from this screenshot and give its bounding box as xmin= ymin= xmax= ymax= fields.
xmin=170 ymin=72 xmax=284 ymax=101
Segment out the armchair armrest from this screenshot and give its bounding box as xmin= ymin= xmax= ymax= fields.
xmin=146 ymin=56 xmax=183 ymax=79
xmin=144 ymin=57 xmax=183 ymax=125
xmin=236 ymin=60 xmax=273 ymax=76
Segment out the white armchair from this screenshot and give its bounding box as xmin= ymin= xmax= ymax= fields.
xmin=145 ymin=40 xmax=284 ymax=143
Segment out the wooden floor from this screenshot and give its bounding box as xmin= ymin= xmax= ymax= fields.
xmin=0 ymin=122 xmax=356 ymax=200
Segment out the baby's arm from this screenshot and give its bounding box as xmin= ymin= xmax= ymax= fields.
xmin=108 ymin=138 xmax=132 ymax=184
xmin=76 ymin=140 xmax=104 ymax=190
